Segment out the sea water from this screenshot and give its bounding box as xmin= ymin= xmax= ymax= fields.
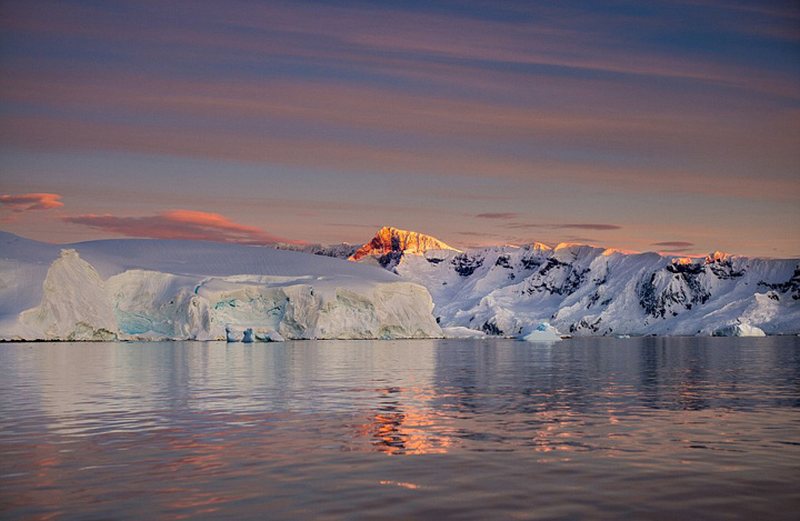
xmin=1 ymin=337 xmax=799 ymax=520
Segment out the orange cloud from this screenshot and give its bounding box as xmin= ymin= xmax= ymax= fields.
xmin=63 ymin=209 xmax=294 ymax=245
xmin=0 ymin=193 xmax=64 ymax=211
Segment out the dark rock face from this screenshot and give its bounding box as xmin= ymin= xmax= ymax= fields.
xmin=705 ymin=256 xmax=745 ymax=279
xmin=378 ymin=251 xmax=404 ymax=270
xmin=570 ymin=316 xmax=602 ymax=333
xmin=495 ymin=255 xmax=512 ymax=269
xmin=759 ymin=266 xmax=800 ymax=300
xmin=638 ymin=267 xmax=711 ymax=319
xmin=638 ymin=273 xmax=662 ymax=318
xmin=666 ymin=262 xmax=704 ymax=275
xmin=520 ymin=256 xmax=542 ymax=270
xmin=481 ymin=320 xmax=503 ymax=335
xmin=452 ymin=254 xmax=484 ymax=277
xmin=665 ymin=255 xmax=745 ymax=280
xmin=524 ymin=258 xmax=589 ymax=296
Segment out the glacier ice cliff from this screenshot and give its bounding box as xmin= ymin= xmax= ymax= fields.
xmin=0 ymin=232 xmax=442 ymax=341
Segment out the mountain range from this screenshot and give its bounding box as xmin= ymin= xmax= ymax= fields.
xmin=1 ymin=227 xmax=797 ymax=340
xmin=296 ymin=226 xmax=800 ymax=337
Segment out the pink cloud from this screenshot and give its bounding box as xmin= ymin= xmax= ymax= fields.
xmin=0 ymin=193 xmax=64 ymax=211
xmin=63 ymin=209 xmax=296 ymax=245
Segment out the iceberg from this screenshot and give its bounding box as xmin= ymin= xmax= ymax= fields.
xmin=225 ymin=325 xmax=242 ymax=342
xmin=442 ymin=326 xmax=488 ymax=339
xmin=522 ymin=323 xmax=562 ymax=343
xmin=254 ymin=328 xmax=285 ymax=342
xmin=712 ymin=323 xmax=767 ymax=337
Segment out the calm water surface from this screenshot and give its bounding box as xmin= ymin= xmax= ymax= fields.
xmin=1 ymin=337 xmax=799 ymax=520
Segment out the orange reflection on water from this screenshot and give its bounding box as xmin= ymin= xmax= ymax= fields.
xmin=531 ymin=409 xmax=577 ymax=456
xmin=359 ymin=387 xmax=454 ymax=456
xmin=379 ymin=480 xmax=421 ymax=490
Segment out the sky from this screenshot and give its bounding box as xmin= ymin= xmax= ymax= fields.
xmin=0 ymin=0 xmax=798 ymax=257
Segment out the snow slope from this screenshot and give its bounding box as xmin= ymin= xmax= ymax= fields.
xmin=0 ymin=232 xmax=441 ymax=341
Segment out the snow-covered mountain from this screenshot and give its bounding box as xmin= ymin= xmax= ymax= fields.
xmin=347 ymin=228 xmax=800 ymax=336
xmin=348 ymin=226 xmax=460 ymax=268
xmin=0 ymin=232 xmax=441 ymax=341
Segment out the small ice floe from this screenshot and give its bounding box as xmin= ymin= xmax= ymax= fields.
xmin=227 ymin=325 xmax=284 ymax=342
xmin=442 ymin=326 xmax=488 ymax=339
xmin=254 ymin=328 xmax=285 ymax=342
xmin=225 ymin=325 xmax=241 ymax=342
xmin=712 ymin=323 xmax=766 ymax=337
xmin=522 ymin=322 xmax=562 ymax=343
xmin=615 ymin=334 xmax=631 ymax=339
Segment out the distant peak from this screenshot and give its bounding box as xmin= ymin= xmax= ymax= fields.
xmin=554 ymin=241 xmax=597 ymax=251
xmin=528 ymin=242 xmax=552 ymax=251
xmin=602 ymin=247 xmax=640 ymax=257
xmin=349 ymin=226 xmax=460 ymax=262
xmin=705 ymin=251 xmax=732 ymax=264
xmin=671 ymin=256 xmax=695 ymax=266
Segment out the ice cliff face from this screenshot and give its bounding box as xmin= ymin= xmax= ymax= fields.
xmin=349 ymin=226 xmax=460 ymax=268
xmin=0 ymin=232 xmax=442 ymax=341
xmin=19 ymin=249 xmax=117 ymax=340
xmin=347 ymin=229 xmax=799 ymax=336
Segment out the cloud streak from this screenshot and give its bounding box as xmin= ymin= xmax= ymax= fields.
xmin=475 ymin=212 xmax=518 ymax=219
xmin=652 ymin=241 xmax=694 ymax=247
xmin=509 ymin=223 xmax=622 ymax=230
xmin=0 ymin=193 xmax=64 ymax=211
xmin=63 ymin=209 xmax=293 ymax=245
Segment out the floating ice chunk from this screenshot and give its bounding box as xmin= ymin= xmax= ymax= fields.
xmin=522 ymin=322 xmax=562 ymax=342
xmin=713 ymin=323 xmax=766 ymax=337
xmin=225 ymin=325 xmax=242 ymax=342
xmin=442 ymin=326 xmax=487 ymax=339
xmin=254 ymin=328 xmax=285 ymax=342
xmin=242 ymin=328 xmax=254 ymax=343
